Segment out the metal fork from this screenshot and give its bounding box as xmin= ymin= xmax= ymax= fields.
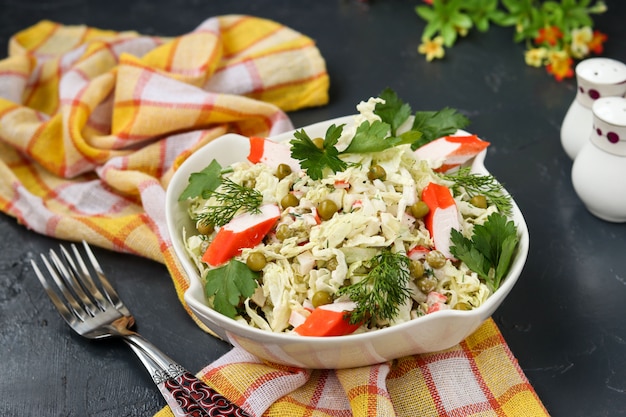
xmin=31 ymin=241 xmax=251 ymax=417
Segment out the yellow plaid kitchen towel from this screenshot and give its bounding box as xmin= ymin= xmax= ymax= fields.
xmin=155 ymin=318 xmax=549 ymax=417
xmin=0 ymin=18 xmax=548 ymax=417
xmin=0 ymin=16 xmax=328 ymax=324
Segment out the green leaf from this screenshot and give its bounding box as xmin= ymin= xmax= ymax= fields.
xmin=450 ymin=212 xmax=519 ymax=292
xmin=494 ymin=234 xmax=518 ymax=288
xmin=178 ymin=159 xmax=223 ymax=201
xmin=204 ymin=260 xmax=259 ymax=319
xmin=451 ymin=12 xmax=473 ymax=30
xmin=415 ymin=5 xmax=436 ymax=21
xmin=398 ymin=130 xmax=423 ymax=145
xmin=475 ymin=17 xmax=490 ymax=32
xmin=450 ymin=229 xmax=490 ymax=279
xmin=422 ymin=22 xmax=440 ymax=41
xmin=375 ymin=88 xmax=412 ymax=136
xmin=472 ymin=214 xmax=505 ymax=263
xmin=290 ymin=125 xmax=348 ymax=180
xmin=494 ymin=13 xmax=519 ymax=26
xmin=440 ymin=24 xmax=458 ymax=47
xmin=324 ymin=123 xmax=344 ymax=146
xmin=343 ymin=121 xmax=393 ymax=154
xmin=410 ymin=107 xmax=470 ymax=149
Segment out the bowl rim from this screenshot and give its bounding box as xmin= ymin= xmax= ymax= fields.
xmin=166 ymin=115 xmax=529 ymax=345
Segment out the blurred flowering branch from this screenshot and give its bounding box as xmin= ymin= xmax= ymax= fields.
xmin=416 ymin=0 xmax=608 ymax=81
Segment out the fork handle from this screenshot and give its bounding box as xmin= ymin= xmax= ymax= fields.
xmin=127 ymin=342 xmax=211 ymax=417
xmin=124 ymin=335 xmax=252 ymax=417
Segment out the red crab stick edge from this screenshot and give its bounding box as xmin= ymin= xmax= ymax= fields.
xmin=414 ymin=134 xmax=490 ymax=173
xmin=248 ymin=136 xmax=301 ymax=172
xmin=202 ymin=204 xmax=281 ymax=266
xmin=294 ymin=301 xmax=362 ymax=337
xmin=421 ymin=182 xmax=460 ymax=259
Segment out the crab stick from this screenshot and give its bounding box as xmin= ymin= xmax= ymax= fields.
xmin=414 ymin=135 xmax=489 ymax=173
xmin=202 ymin=204 xmax=281 ymax=266
xmin=294 ymin=301 xmax=361 ymax=337
xmin=248 ymin=136 xmax=301 ymax=173
xmin=421 ymin=182 xmax=460 ymax=259
xmin=408 ymin=245 xmax=430 ymax=261
xmin=426 ymin=291 xmax=449 ymax=314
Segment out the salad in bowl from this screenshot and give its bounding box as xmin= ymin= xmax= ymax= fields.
xmin=165 ymin=89 xmax=528 ymax=368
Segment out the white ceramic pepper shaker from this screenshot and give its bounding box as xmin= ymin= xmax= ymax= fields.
xmin=560 ymin=58 xmax=626 ymax=160
xmin=571 ymin=96 xmax=626 ymax=222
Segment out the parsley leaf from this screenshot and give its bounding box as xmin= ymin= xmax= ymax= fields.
xmin=375 ymin=88 xmax=412 ymax=136
xmin=343 ymin=120 xmax=390 ymax=153
xmin=410 ymin=107 xmax=470 ymax=149
xmin=374 ymin=88 xmax=469 ymax=150
xmin=204 ymin=260 xmax=259 ymax=319
xmin=450 ymin=212 xmax=519 ymax=292
xmin=343 ymin=119 xmax=423 ymax=155
xmin=178 ymin=159 xmax=223 ymax=201
xmin=450 ymin=229 xmax=491 ymax=278
xmin=290 ymin=124 xmax=347 ymax=180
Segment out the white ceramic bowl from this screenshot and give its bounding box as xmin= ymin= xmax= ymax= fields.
xmin=165 ymin=116 xmax=529 ymax=369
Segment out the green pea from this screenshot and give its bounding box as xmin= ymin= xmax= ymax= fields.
xmin=275 ymin=224 xmax=293 ymax=241
xmin=409 ymin=259 xmax=424 ymax=279
xmin=311 ymin=291 xmax=333 ymax=307
xmin=454 ymin=302 xmax=472 ymax=311
xmin=246 ymin=252 xmax=267 ymax=272
xmin=470 ymin=195 xmax=488 ymax=209
xmin=318 ymin=199 xmax=338 ymax=221
xmin=367 ymin=164 xmax=386 ymax=181
xmin=410 ymin=201 xmax=430 ymax=219
xmin=196 ymin=221 xmax=214 ymax=235
xmin=280 ymin=193 xmax=300 ymax=209
xmin=416 ymin=276 xmax=437 ymax=293
xmin=276 ymin=163 xmax=292 ymax=180
xmin=426 ymin=250 xmax=446 ymax=269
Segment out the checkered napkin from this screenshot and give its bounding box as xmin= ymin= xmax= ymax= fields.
xmin=154 ymin=318 xmax=548 ymax=417
xmin=0 ymin=16 xmax=328 ymax=324
xmin=0 ymin=18 xmax=548 ymax=417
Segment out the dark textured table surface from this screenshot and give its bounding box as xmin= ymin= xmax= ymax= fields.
xmin=1 ymin=1 xmax=625 ymax=416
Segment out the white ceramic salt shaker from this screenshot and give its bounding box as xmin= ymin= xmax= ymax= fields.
xmin=571 ymin=96 xmax=626 ymax=222
xmin=560 ymin=58 xmax=626 ymax=160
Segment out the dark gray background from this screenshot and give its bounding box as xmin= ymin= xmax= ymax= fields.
xmin=1 ymin=1 xmax=625 ymax=416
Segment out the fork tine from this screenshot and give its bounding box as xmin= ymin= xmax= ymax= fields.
xmin=64 ymin=243 xmax=109 ymax=312
xmin=34 ymin=253 xmax=86 ymax=322
xmin=31 ymin=259 xmax=76 ymax=326
xmin=58 ymin=245 xmax=101 ymax=316
xmin=80 ymin=241 xmax=132 ymax=317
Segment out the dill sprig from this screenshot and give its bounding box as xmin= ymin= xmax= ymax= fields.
xmin=197 ymin=178 xmax=262 ymax=227
xmin=338 ymin=249 xmax=412 ymax=325
xmin=443 ymin=167 xmax=513 ymax=216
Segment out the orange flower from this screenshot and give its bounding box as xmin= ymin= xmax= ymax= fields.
xmin=588 ymin=30 xmax=608 ymax=54
xmin=535 ymin=26 xmax=563 ymax=46
xmin=546 ymin=50 xmax=574 ymax=81
xmin=423 ymin=0 xmax=433 ymax=4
